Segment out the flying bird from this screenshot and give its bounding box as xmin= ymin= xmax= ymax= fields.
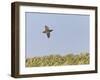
xmin=43 ymin=25 xmax=53 ymax=38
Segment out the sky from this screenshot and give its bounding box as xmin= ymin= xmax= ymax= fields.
xmin=25 ymin=12 xmax=90 ymax=58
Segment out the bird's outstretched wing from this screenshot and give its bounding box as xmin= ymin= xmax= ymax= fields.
xmin=42 ymin=31 xmax=46 ymax=33
xmin=49 ymin=29 xmax=53 ymax=32
xmin=47 ymin=33 xmax=50 ymax=38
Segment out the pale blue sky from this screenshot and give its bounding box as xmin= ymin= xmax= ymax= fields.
xmin=25 ymin=12 xmax=90 ymax=58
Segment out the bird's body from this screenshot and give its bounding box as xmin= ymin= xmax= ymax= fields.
xmin=43 ymin=25 xmax=53 ymax=38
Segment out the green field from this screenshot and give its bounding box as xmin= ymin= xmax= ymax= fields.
xmin=25 ymin=53 xmax=89 ymax=67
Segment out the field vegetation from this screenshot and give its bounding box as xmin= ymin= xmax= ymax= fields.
xmin=26 ymin=53 xmax=89 ymax=67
